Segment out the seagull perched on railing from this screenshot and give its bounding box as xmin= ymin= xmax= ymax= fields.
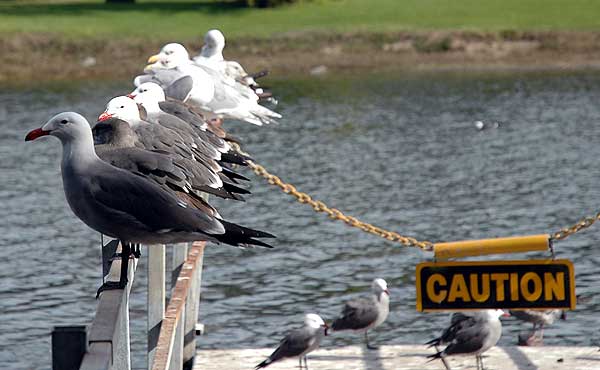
xmin=140 ymin=43 xmax=281 ymax=126
xmin=330 ymin=278 xmax=390 ymax=350
xmin=25 ymin=112 xmax=274 ymax=295
xmin=193 ymin=29 xmax=273 ymax=100
xmin=426 ymin=310 xmax=507 ymax=370
xmin=256 ymin=314 xmax=328 ymax=370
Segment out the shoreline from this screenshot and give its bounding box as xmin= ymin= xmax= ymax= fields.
xmin=3 ymin=30 xmax=600 ymax=85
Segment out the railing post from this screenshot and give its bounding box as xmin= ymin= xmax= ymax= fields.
xmin=52 ymin=326 xmax=87 ymax=370
xmin=183 ymin=243 xmax=205 ymax=369
xmin=148 ymin=244 xmax=166 ymax=370
xmin=169 ymin=244 xmax=188 ymax=370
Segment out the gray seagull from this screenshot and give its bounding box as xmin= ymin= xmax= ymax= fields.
xmin=256 ymin=313 xmax=328 ymax=370
xmin=510 ymin=309 xmax=565 ymax=345
xmin=426 ymin=309 xmax=507 ymax=370
xmin=25 ymin=112 xmax=274 ymax=294
xmin=331 ymin=278 xmax=390 ymax=350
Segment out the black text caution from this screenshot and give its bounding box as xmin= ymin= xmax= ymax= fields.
xmin=416 ymin=259 xmax=575 ymax=311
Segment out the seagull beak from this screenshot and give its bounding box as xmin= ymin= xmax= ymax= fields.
xmin=323 ymin=323 xmax=329 ymax=336
xmin=127 ymin=93 xmax=136 ymax=99
xmin=384 ymin=289 xmax=390 ymax=296
xmin=25 ymin=127 xmax=50 ymax=141
xmin=560 ymin=311 xmax=567 ymax=320
xmin=147 ymin=54 xmax=160 ymax=64
xmin=502 ymin=311 xmax=511 ymax=317
xmin=98 ymin=112 xmax=113 ymax=122
xmin=143 ymin=64 xmax=154 ymax=73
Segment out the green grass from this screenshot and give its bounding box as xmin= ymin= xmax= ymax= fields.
xmin=2 ymin=0 xmax=600 ymax=40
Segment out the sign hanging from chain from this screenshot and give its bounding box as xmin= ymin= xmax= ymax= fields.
xmin=415 ymin=259 xmax=575 ymax=312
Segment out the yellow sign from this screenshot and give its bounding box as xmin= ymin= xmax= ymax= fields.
xmin=415 ymin=259 xmax=575 ymax=312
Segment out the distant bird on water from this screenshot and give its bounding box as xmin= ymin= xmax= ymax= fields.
xmin=426 ymin=309 xmax=507 ymax=370
xmin=256 ymin=313 xmax=328 ymax=370
xmin=330 ymin=278 xmax=390 ymax=350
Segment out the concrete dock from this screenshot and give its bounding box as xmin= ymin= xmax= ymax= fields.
xmin=194 ymin=345 xmax=600 ymax=370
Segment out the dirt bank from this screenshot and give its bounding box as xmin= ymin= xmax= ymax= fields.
xmin=3 ymin=30 xmax=600 ymax=84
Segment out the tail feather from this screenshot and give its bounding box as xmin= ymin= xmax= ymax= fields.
xmin=255 ymin=358 xmax=271 ymax=369
xmin=424 ymin=337 xmax=441 ymax=348
xmin=214 ymin=220 xmax=275 ymax=248
xmin=426 ymin=351 xmax=444 ymax=362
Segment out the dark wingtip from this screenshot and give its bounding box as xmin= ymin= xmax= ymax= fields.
xmin=424 ymin=337 xmax=440 ymax=348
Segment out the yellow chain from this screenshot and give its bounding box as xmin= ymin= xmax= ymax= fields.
xmin=232 ymin=144 xmax=599 ymax=251
xmin=232 ymin=143 xmax=434 ymax=251
xmin=550 ymin=211 xmax=600 ymax=241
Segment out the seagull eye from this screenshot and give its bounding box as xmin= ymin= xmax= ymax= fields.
xmin=60 ymin=119 xmax=68 ymax=124
xmin=120 ymin=105 xmax=124 ymax=108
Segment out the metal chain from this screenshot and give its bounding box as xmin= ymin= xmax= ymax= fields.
xmin=231 ymin=144 xmax=600 ymax=250
xmin=550 ymin=211 xmax=600 ymax=241
xmin=232 ymin=143 xmax=434 ymax=251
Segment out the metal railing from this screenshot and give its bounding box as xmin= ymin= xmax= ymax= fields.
xmin=51 ymin=240 xmax=205 ymax=370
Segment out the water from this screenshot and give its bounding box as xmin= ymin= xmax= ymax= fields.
xmin=2 ymin=71 xmax=600 ymax=370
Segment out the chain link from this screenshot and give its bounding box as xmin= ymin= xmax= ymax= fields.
xmin=232 ymin=143 xmax=434 ymax=251
xmin=231 ymin=144 xmax=600 ymax=251
xmin=550 ymin=211 xmax=600 ymax=241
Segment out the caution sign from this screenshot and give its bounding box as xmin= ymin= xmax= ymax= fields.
xmin=416 ymin=259 xmax=575 ymax=312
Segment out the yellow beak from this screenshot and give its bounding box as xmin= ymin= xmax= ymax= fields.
xmin=143 ymin=64 xmax=154 ymax=73
xmin=147 ymin=54 xmax=160 ymax=64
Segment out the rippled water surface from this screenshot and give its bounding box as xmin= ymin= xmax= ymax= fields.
xmin=2 ymin=71 xmax=600 ymax=369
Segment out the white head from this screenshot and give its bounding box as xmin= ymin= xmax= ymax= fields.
xmin=129 ymin=83 xmax=165 ymax=112
xmin=304 ymin=313 xmax=328 ymax=331
xmin=201 ymin=29 xmax=225 ymax=59
xmin=25 ymin=112 xmax=92 ymax=144
xmin=99 ymin=96 xmax=141 ymax=123
xmin=147 ymin=43 xmax=190 ymax=69
xmin=490 ymin=309 xmax=508 ymax=319
xmin=372 ymin=278 xmax=389 ymax=296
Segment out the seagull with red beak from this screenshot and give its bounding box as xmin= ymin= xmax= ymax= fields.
xmin=331 ymin=278 xmax=390 ymax=350
xmin=25 ymin=112 xmax=275 ymax=295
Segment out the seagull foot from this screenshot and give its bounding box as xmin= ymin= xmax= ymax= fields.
xmin=96 ymin=280 xmax=128 ymax=298
xmin=366 ymin=343 xmax=380 ymax=350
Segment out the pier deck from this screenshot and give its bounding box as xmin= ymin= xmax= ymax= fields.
xmin=193 ymin=345 xmax=600 ymax=370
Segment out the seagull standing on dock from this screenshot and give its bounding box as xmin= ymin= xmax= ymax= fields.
xmin=256 ymin=313 xmax=328 ymax=370
xmin=510 ymin=309 xmax=565 ymax=346
xmin=330 ymin=278 xmax=390 ymax=350
xmin=25 ymin=112 xmax=274 ymax=294
xmin=426 ymin=310 xmax=507 ymax=370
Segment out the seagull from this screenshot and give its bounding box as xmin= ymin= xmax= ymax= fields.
xmin=510 ymin=309 xmax=565 ymax=346
xmin=331 ymin=278 xmax=390 ymax=350
xmin=426 ymin=309 xmax=507 ymax=370
xmin=193 ymin=29 xmax=273 ymax=99
xmin=25 ymin=112 xmax=274 ymax=292
xmin=256 ymin=313 xmax=328 ymax=370
xmin=143 ymin=43 xmax=281 ymax=125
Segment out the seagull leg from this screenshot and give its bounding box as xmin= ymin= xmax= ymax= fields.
xmin=434 ymin=345 xmax=452 ymax=370
xmin=304 ymin=356 xmax=309 ymax=370
xmin=365 ymin=331 xmax=379 ymax=350
xmin=96 ymin=242 xmax=130 ymax=298
xmin=132 ymin=243 xmax=141 ymax=259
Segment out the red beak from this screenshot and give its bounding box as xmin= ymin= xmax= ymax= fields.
xmin=25 ymin=128 xmax=50 ymax=141
xmin=384 ymin=289 xmax=390 ymax=295
xmin=127 ymin=94 xmax=136 ymax=99
xmin=502 ymin=311 xmax=511 ymax=317
xmin=98 ymin=112 xmax=113 ymax=122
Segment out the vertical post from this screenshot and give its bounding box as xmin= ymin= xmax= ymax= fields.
xmin=169 ymin=244 xmax=188 ymax=370
xmin=52 ymin=326 xmax=87 ymax=370
xmin=183 ymin=243 xmax=205 ymax=369
xmin=148 ymin=244 xmax=166 ymax=370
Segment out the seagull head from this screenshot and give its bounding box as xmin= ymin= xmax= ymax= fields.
xmin=99 ymin=96 xmax=141 ymax=123
xmin=128 ymin=82 xmax=165 ymax=113
xmin=201 ymin=29 xmax=225 ymax=59
xmin=304 ymin=313 xmax=328 ymax=332
xmin=146 ymin=43 xmax=190 ymax=69
xmin=372 ymin=278 xmax=389 ymax=296
xmin=26 ymin=112 xmax=91 ymax=144
xmin=490 ymin=309 xmax=510 ymax=319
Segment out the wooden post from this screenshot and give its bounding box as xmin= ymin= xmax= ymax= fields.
xmin=169 ymin=244 xmax=188 ymax=370
xmin=183 ymin=242 xmax=205 ymax=368
xmin=148 ymin=245 xmax=166 ymax=369
xmin=52 ymin=326 xmax=87 ymax=370
xmin=80 ymin=243 xmax=137 ymax=370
